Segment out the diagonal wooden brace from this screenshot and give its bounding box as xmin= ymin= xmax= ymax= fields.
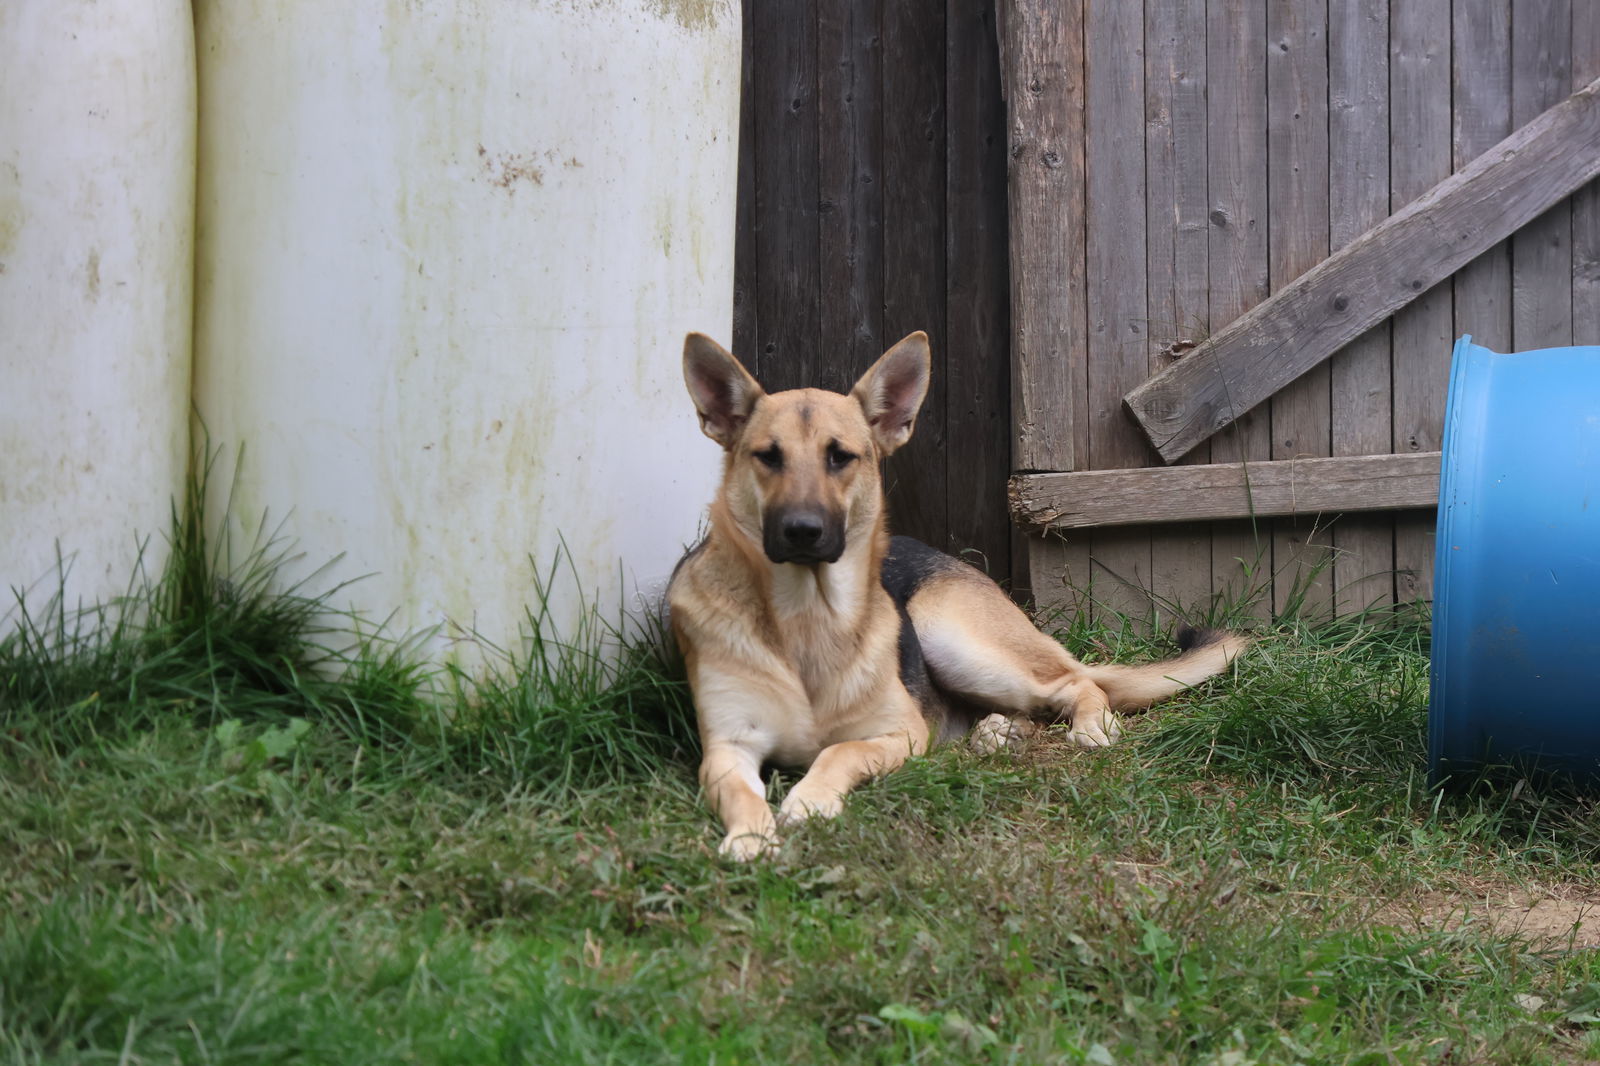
xmin=1124 ymin=75 xmax=1600 ymax=464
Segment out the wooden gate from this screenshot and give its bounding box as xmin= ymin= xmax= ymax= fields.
xmin=732 ymin=0 xmax=1014 ymax=582
xmin=1001 ymin=0 xmax=1600 ymax=624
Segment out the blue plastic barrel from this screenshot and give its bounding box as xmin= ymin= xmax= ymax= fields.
xmin=1429 ymin=336 xmax=1600 ymax=784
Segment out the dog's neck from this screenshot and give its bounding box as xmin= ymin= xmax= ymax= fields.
xmin=767 ymin=535 xmax=875 ymax=622
xmin=709 ymin=496 xmax=887 ymax=631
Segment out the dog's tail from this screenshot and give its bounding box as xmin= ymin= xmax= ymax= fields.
xmin=1079 ymin=627 xmax=1248 ymax=709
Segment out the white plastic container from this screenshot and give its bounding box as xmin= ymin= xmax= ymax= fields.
xmin=191 ymin=1 xmax=740 ymax=663
xmin=0 ymin=1 xmax=196 ymax=618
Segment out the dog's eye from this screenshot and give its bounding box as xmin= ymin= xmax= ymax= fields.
xmin=826 ymin=444 xmax=858 ymax=472
xmin=754 ymin=444 xmax=783 ymax=470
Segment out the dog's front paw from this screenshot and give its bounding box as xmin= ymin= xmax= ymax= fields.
xmin=718 ymin=828 xmax=779 ymax=862
xmin=1065 ymin=708 xmax=1123 ymax=748
xmin=776 ymin=786 xmax=844 ymax=827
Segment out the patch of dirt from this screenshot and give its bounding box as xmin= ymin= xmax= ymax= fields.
xmin=1378 ymin=884 xmax=1600 ymax=949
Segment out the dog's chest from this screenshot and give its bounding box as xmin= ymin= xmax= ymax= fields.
xmin=773 ymin=576 xmax=893 ymax=727
xmin=787 ymin=620 xmax=870 ymax=709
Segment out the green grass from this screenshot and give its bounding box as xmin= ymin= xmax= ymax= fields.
xmin=3 ymin=489 xmax=1599 ymax=1064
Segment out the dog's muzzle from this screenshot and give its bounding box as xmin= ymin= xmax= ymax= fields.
xmin=763 ymin=506 xmax=845 ymax=565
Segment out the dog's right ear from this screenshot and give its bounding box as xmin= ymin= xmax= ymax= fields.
xmin=683 ymin=333 xmax=764 ymax=449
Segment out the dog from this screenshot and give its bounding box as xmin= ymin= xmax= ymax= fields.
xmin=667 ymin=331 xmax=1246 ymax=860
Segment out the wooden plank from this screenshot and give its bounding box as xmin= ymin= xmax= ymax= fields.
xmin=1144 ymin=0 xmax=1213 ymax=621
xmin=1003 ymin=0 xmax=1090 ymax=610
xmin=1328 ymin=0 xmax=1394 ymax=614
xmin=1027 ymin=533 xmax=1091 ymax=624
xmin=944 ymin=0 xmax=1011 ymax=578
xmin=1011 ymin=453 xmax=1443 ymax=532
xmin=732 ymin=0 xmax=759 ymax=368
xmin=1124 ymin=71 xmax=1600 ymax=464
xmin=1267 ymin=0 xmax=1333 ymax=620
xmin=1392 ymin=0 xmax=1455 ymax=606
xmin=1426 ymin=0 xmax=1514 ymax=605
xmin=1450 ymin=0 xmax=1513 ymax=355
xmin=1206 ymin=0 xmax=1272 ymax=616
xmin=816 ymin=0 xmax=883 ymax=386
xmin=1575 ymin=0 xmax=1600 ymax=344
xmin=1511 ymin=0 xmax=1574 ymax=350
xmin=1001 ymin=0 xmax=1085 ymax=474
xmin=1084 ymin=0 xmax=1151 ymax=624
xmin=881 ymin=0 xmax=947 ymax=547
xmin=751 ymin=0 xmax=821 ymax=391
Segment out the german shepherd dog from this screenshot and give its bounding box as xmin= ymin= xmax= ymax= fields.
xmin=668 ymin=332 xmax=1246 ymax=860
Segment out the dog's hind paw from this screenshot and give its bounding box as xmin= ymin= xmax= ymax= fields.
xmin=969 ymin=713 xmax=1037 ymax=755
xmin=1064 ymin=708 xmax=1123 ymax=748
xmin=719 ymin=829 xmax=779 ymax=862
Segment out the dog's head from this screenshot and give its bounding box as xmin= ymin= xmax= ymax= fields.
xmin=681 ymin=332 xmax=931 ymax=566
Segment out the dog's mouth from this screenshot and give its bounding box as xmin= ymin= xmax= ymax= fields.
xmin=764 ymin=543 xmax=845 ymax=567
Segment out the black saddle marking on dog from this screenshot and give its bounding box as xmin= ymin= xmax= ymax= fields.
xmin=894 ymin=599 xmax=933 ymax=699
xmin=880 ymin=535 xmax=963 ymax=608
xmin=881 ymin=535 xmax=974 ymax=742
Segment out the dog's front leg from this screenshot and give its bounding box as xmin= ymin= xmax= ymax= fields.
xmin=777 ymin=726 xmax=927 ymax=827
xmin=700 ymin=742 xmax=777 ymax=861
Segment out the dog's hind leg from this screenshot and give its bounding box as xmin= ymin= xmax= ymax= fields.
xmin=905 ymin=570 xmax=1122 ymax=748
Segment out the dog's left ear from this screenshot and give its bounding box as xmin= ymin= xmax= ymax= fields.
xmin=851 ymin=331 xmax=931 ymax=456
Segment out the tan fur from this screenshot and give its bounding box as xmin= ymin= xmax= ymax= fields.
xmin=903 ymin=563 xmax=1249 ymax=745
xmin=668 ymin=332 xmax=1246 ymax=860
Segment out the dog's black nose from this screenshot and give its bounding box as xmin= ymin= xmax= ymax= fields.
xmin=782 ymin=514 xmax=824 ymax=548
xmin=763 ymin=506 xmax=844 ymax=564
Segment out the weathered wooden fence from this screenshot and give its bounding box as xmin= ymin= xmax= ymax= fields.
xmin=732 ymin=0 xmax=1015 ymax=582
xmin=1005 ymin=0 xmax=1600 ymax=624
xmin=741 ymin=0 xmax=1600 ymax=623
